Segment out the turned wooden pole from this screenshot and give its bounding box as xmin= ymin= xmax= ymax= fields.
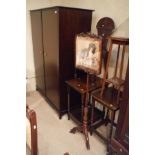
xmin=83 ymin=72 xmax=90 ymax=150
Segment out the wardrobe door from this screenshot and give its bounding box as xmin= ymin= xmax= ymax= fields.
xmin=59 ymin=8 xmax=93 ymax=111
xmin=31 ymin=11 xmax=45 ymax=95
xmin=42 ymin=9 xmax=59 ymax=109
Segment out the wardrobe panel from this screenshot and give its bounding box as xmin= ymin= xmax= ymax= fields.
xmin=42 ymin=9 xmax=59 ymax=109
xmin=30 ymin=11 xmax=45 ymax=95
xmin=59 ymin=8 xmax=93 ymax=111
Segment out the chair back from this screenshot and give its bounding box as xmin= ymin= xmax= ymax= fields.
xmin=100 ymin=37 xmax=129 ymax=96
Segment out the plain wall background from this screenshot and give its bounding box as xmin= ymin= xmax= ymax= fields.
xmin=26 ymin=0 xmax=129 ymax=91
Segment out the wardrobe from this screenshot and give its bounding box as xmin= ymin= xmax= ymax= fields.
xmin=30 ymin=6 xmax=93 ymax=118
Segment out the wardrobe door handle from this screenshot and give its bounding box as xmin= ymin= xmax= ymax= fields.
xmin=54 ymin=10 xmax=58 ymax=14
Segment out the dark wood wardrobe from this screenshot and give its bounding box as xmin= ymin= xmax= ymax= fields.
xmin=30 ymin=6 xmax=93 ymax=118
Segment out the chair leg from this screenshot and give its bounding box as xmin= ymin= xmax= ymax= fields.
xmin=90 ymin=98 xmax=95 ymax=135
xmin=102 ymin=106 xmax=106 ymax=121
xmin=105 ymin=109 xmax=109 ymax=126
xmin=108 ymin=110 xmax=115 ymax=141
xmin=107 ymin=144 xmax=114 ymax=155
xmin=106 ymin=110 xmax=115 ymax=152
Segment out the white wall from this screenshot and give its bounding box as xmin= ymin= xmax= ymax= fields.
xmin=26 ymin=0 xmax=129 ymax=91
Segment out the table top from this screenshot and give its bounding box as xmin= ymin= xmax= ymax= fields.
xmin=65 ymin=77 xmax=102 ymax=94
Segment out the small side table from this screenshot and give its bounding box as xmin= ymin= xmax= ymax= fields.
xmin=65 ymin=76 xmax=102 ymax=149
xmin=65 ymin=77 xmax=102 ymax=121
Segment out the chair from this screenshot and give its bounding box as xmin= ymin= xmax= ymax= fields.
xmin=26 ymin=105 xmax=38 ymax=155
xmin=90 ymin=37 xmax=129 ymax=144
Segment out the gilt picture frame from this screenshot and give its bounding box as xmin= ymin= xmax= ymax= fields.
xmin=75 ymin=33 xmax=102 ymax=75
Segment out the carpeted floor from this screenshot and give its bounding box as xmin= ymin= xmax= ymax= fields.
xmin=26 ymin=91 xmax=113 ymax=155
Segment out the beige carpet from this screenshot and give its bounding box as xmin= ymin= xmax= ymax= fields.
xmin=26 ymin=91 xmax=112 ymax=155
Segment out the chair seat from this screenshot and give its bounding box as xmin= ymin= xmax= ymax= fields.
xmin=91 ymin=87 xmax=119 ymax=111
xmin=106 ymin=77 xmax=125 ymax=86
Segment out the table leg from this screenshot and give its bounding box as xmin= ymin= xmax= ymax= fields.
xmin=81 ymin=94 xmax=85 ymax=123
xmin=67 ymin=86 xmax=70 ymax=120
xmin=90 ymin=97 xmax=95 ymax=135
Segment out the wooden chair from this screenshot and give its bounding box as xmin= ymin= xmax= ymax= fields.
xmin=26 ymin=105 xmax=38 ymax=155
xmin=90 ymin=37 xmax=129 ymax=144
